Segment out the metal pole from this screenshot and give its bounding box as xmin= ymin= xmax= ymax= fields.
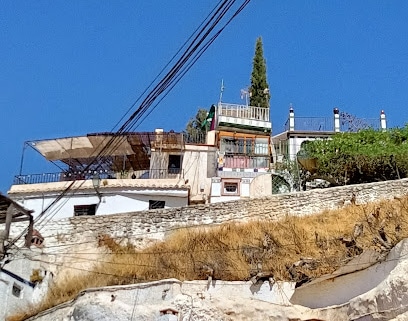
xmin=19 ymin=142 xmax=27 ymax=176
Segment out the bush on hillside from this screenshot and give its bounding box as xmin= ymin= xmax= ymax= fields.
xmin=301 ymin=126 xmax=408 ymax=185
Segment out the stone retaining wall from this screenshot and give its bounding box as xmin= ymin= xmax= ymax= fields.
xmin=8 ymin=178 xmax=408 ymax=250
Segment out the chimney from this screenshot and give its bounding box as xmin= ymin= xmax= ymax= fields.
xmin=289 ymin=104 xmax=295 ymax=132
xmin=333 ymin=108 xmax=340 ymax=132
xmin=380 ymin=110 xmax=387 ymax=132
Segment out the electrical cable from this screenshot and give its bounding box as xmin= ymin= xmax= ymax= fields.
xmin=7 ymin=0 xmax=252 ymax=252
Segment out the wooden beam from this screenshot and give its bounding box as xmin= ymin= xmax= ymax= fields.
xmin=10 ymin=216 xmax=31 ymax=223
xmin=4 ymin=204 xmax=14 ymax=241
xmin=0 ymin=230 xmax=5 ymax=257
xmin=25 ymin=216 xmax=34 ymax=248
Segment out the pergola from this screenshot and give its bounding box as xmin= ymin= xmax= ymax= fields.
xmin=23 ymin=132 xmax=183 ymax=173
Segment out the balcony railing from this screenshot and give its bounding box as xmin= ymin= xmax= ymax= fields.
xmin=13 ymin=168 xmax=185 ymax=185
xmin=340 ymin=117 xmax=379 ymax=132
xmin=183 ymin=132 xmax=207 ymax=144
xmin=218 ymin=103 xmax=270 ymax=122
xmin=284 ymin=117 xmax=334 ymax=132
xmin=283 ymin=117 xmax=380 ymax=132
xmin=222 ymin=155 xmax=269 ymax=168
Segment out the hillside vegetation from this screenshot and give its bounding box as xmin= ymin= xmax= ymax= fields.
xmin=9 ymin=195 xmax=408 ymax=321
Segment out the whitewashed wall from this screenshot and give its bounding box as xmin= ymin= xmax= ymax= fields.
xmin=0 ymin=272 xmax=35 ymax=321
xmin=16 ymin=189 xmax=188 ymax=220
xmin=0 ymin=251 xmax=51 ymax=321
xmin=181 ymin=145 xmax=217 ymax=203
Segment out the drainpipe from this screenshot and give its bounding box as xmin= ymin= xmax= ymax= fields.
xmin=289 ymin=105 xmax=295 ymax=132
xmin=334 ymin=107 xmax=340 ymax=133
xmin=380 ymin=110 xmax=387 ymax=132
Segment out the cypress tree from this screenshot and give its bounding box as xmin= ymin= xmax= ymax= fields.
xmin=249 ymin=37 xmax=270 ymax=108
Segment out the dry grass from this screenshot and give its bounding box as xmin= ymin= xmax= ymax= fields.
xmin=8 ymin=196 xmax=408 ymax=321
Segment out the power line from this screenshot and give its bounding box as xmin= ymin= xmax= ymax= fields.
xmin=21 ymin=247 xmax=408 ymax=275
xmin=13 ymin=0 xmax=251 ymax=239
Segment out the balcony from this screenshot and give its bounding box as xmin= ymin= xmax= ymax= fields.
xmin=182 ymin=132 xmax=207 ymax=144
xmin=217 ymin=103 xmax=271 ymax=133
xmin=13 ymin=168 xmax=185 ymax=185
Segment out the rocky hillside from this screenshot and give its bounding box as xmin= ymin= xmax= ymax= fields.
xmin=19 ymin=238 xmax=408 ymax=321
xmin=8 ymin=195 xmax=408 ymax=321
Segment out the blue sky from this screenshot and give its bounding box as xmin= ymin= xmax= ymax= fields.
xmin=1 ymin=1 xmax=408 ymax=193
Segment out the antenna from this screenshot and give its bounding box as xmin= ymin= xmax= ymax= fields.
xmin=240 ymin=87 xmax=250 ymax=106
xmin=219 ymin=79 xmax=224 ymax=103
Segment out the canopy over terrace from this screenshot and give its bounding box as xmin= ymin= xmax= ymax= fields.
xmin=0 ymin=194 xmax=33 ymax=258
xmin=25 ymin=132 xmax=184 ymax=173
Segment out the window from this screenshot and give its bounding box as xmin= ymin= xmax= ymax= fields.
xmin=168 ymin=155 xmax=182 ymax=174
xmin=12 ymin=283 xmax=22 ymax=298
xmin=30 ymin=229 xmax=44 ymax=247
xmin=31 ymin=236 xmax=44 ymax=247
xmin=74 ymin=204 xmax=97 ymax=216
xmin=222 ymin=179 xmax=240 ymax=196
xmin=149 ymin=200 xmax=165 ymax=209
xmin=225 ymin=183 xmax=238 ymax=193
xmin=220 ymin=137 xmax=239 ymax=154
xmin=254 ymin=138 xmax=269 ymax=155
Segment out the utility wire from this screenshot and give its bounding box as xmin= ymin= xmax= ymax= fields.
xmin=7 ymin=0 xmax=252 ymax=250
xmin=108 ymin=0 xmax=225 ymax=134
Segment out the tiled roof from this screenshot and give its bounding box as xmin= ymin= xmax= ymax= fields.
xmin=8 ymin=179 xmax=189 ymax=195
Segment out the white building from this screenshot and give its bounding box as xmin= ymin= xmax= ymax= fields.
xmin=8 ymin=132 xmax=217 ymax=221
xmin=272 ymin=106 xmax=387 ymax=163
xmin=0 ymin=194 xmax=51 ymax=321
xmin=208 ymin=102 xmax=275 ymax=202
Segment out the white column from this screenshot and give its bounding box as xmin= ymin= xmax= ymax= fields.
xmin=289 ymin=105 xmax=295 ymax=132
xmin=334 ymin=108 xmax=340 ymax=132
xmin=380 ymin=110 xmax=387 ymax=132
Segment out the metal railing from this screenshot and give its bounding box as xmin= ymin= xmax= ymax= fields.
xmin=283 ymin=117 xmax=380 ymax=132
xmin=13 ymin=170 xmax=117 ymax=185
xmin=13 ymin=168 xmax=185 ymax=185
xmin=340 ymin=117 xmax=379 ymax=132
xmin=183 ymin=132 xmax=207 ymax=144
xmin=284 ymin=117 xmax=334 ymax=132
xmin=218 ymin=103 xmax=270 ymax=122
xmin=14 ymin=172 xmax=63 ymax=185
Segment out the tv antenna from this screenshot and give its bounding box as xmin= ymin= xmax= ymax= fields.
xmin=219 ymin=79 xmax=225 ymax=103
xmin=240 ymin=87 xmax=250 ymax=106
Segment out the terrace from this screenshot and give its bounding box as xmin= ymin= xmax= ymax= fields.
xmin=13 ymin=168 xmax=185 ymax=185
xmin=216 ymin=103 xmax=271 ymax=133
xmin=11 ymin=131 xmax=199 ymax=186
xmin=283 ymin=113 xmax=380 ymax=133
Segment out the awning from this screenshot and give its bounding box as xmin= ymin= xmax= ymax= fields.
xmin=26 ymin=132 xmax=185 ymax=171
xmin=0 ymin=194 xmax=33 ymax=256
xmin=0 ymin=194 xmax=33 ymax=224
xmin=30 ymin=134 xmax=142 ymax=161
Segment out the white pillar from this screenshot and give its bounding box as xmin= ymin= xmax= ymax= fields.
xmin=289 ymin=104 xmax=295 ymax=132
xmin=334 ymin=107 xmax=340 ymax=132
xmin=380 ymin=110 xmax=387 ymax=132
